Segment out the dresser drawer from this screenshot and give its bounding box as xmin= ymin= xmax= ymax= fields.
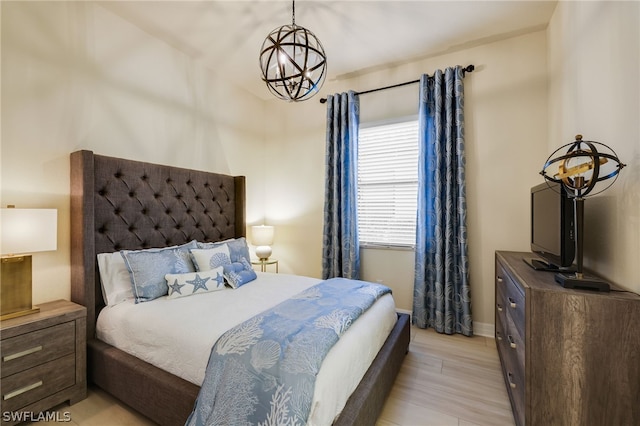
xmin=497 ymin=265 xmax=525 ymax=337
xmin=1 ymin=322 xmax=75 ymax=378
xmin=497 ymin=317 xmax=525 ymax=426
xmin=496 ymin=259 xmax=526 ymax=426
xmin=495 ymin=275 xmax=508 ymax=329
xmin=502 ymin=348 xmax=525 ymax=426
xmin=505 ymin=312 xmax=525 ymax=374
xmin=495 ymin=313 xmax=508 ymax=362
xmin=0 ymin=354 xmax=75 ymax=413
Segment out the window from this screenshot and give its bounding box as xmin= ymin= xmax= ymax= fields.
xmin=357 ymin=119 xmax=419 ymax=248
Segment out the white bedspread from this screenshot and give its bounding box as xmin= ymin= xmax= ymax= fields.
xmin=96 ymin=272 xmax=397 ymax=425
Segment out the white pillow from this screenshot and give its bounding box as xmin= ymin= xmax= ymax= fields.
xmin=190 ymin=245 xmax=232 ymax=271
xmin=165 ymin=267 xmax=226 ymax=299
xmin=97 ymin=252 xmax=134 ymax=306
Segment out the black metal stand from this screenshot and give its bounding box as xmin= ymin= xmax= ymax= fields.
xmin=555 ymin=197 xmax=610 ymax=292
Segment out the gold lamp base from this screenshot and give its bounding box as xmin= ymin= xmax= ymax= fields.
xmin=1 ymin=255 xmax=40 ymax=321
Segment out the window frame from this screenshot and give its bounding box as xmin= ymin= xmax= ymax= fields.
xmin=357 ymin=116 xmax=419 ymax=250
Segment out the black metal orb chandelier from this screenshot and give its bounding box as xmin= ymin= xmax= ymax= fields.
xmin=259 ymin=0 xmax=327 ymax=102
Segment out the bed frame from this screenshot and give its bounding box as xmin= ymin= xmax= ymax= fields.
xmin=70 ymin=150 xmax=410 ymax=426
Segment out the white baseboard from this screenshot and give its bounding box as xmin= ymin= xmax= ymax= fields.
xmin=473 ymin=321 xmax=494 ymax=338
xmin=395 ymin=310 xmax=495 ymax=338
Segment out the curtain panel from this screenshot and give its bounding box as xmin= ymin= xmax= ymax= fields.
xmin=322 ymin=91 xmax=360 ymax=280
xmin=413 ymin=67 xmax=473 ymax=336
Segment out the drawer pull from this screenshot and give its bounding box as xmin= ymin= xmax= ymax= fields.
xmin=496 ymin=331 xmax=503 ymax=341
xmin=3 ymin=345 xmax=43 ymax=362
xmin=508 ymin=297 xmax=517 ymax=309
xmin=508 ymin=335 xmax=517 ymax=349
xmin=496 ymin=303 xmax=503 ymax=312
xmin=3 ymin=381 xmax=43 ymax=400
xmin=497 ymin=276 xmax=503 ymax=284
xmin=508 ymin=373 xmax=517 ymax=389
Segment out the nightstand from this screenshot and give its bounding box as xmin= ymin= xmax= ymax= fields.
xmin=252 ymin=259 xmax=279 ymax=273
xmin=0 ymin=300 xmax=86 ymax=425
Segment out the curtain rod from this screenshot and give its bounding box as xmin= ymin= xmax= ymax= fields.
xmin=319 ymin=64 xmax=475 ymax=104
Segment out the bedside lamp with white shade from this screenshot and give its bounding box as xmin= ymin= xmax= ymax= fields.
xmin=252 ymin=225 xmax=275 ymax=261
xmin=1 ymin=207 xmax=57 ymax=320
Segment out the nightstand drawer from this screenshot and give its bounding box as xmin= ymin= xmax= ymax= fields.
xmin=0 ymin=354 xmax=75 ymax=413
xmin=1 ymin=322 xmax=75 ymax=378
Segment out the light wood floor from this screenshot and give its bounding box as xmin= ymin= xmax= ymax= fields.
xmin=30 ymin=326 xmax=515 ymax=426
xmin=377 ymin=327 xmax=515 ymax=426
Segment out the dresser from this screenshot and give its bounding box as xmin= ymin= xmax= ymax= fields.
xmin=1 ymin=300 xmax=86 ymax=425
xmin=495 ymin=251 xmax=640 ymax=426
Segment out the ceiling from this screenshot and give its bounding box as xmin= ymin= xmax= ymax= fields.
xmin=101 ymin=0 xmax=558 ymax=101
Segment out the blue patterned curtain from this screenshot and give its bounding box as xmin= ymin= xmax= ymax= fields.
xmin=322 ymin=91 xmax=360 ymax=279
xmin=413 ymin=67 xmax=472 ymax=336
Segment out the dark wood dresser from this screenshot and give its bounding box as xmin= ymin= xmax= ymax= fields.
xmin=0 ymin=300 xmax=86 ymax=425
xmin=495 ymin=251 xmax=640 ymax=426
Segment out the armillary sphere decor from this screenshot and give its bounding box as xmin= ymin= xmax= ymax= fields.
xmin=540 ymin=134 xmax=626 ymax=291
xmin=259 ymin=0 xmax=327 ymax=102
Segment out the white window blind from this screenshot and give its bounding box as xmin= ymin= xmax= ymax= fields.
xmin=358 ymin=120 xmax=419 ymax=247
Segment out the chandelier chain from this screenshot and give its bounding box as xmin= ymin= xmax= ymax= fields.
xmin=292 ymin=0 xmax=295 ymax=25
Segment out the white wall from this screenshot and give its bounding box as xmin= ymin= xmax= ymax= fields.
xmin=265 ymin=1 xmax=640 ymax=330
xmin=547 ymin=0 xmax=640 ymax=293
xmin=263 ymin=30 xmax=550 ymax=330
xmin=1 ymin=2 xmax=266 ymax=304
xmin=8 ymin=1 xmax=634 ymax=334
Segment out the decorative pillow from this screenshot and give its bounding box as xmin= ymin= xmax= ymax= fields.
xmin=122 ymin=240 xmax=198 ymax=303
xmin=165 ymin=267 xmax=226 ymax=299
xmin=190 ymin=245 xmax=232 ymax=271
xmin=97 ymin=252 xmax=134 ymax=306
xmin=197 ymin=237 xmax=251 ymax=263
xmin=223 ymin=258 xmax=257 ymax=289
xmin=226 ymin=238 xmax=251 ymax=263
xmin=196 ymin=238 xmax=232 ymax=250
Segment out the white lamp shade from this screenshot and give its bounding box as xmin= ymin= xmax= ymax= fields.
xmin=1 ymin=208 xmax=57 ymax=255
xmin=252 ymin=225 xmax=274 ymax=246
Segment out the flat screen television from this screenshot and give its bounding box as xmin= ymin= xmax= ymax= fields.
xmin=525 ymin=181 xmax=576 ymax=271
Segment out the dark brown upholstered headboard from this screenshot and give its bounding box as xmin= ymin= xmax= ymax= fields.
xmin=70 ymin=150 xmax=246 ymax=340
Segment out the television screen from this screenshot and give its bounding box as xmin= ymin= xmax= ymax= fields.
xmin=526 ymin=182 xmax=575 ymax=270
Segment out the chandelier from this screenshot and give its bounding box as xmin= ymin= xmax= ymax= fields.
xmin=259 ymin=0 xmax=327 ymax=102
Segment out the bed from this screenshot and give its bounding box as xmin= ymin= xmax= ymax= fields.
xmin=69 ymin=150 xmax=410 ymax=426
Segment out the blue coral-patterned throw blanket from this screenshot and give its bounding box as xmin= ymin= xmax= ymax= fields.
xmin=186 ymin=278 xmax=391 ymax=426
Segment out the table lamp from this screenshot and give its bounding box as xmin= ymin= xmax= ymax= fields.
xmin=1 ymin=207 xmax=57 ymax=320
xmin=252 ymin=225 xmax=275 ymax=261
xmin=540 ymin=135 xmax=625 ymax=291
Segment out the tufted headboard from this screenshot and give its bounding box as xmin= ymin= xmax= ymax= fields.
xmin=70 ymin=150 xmax=245 ymax=340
